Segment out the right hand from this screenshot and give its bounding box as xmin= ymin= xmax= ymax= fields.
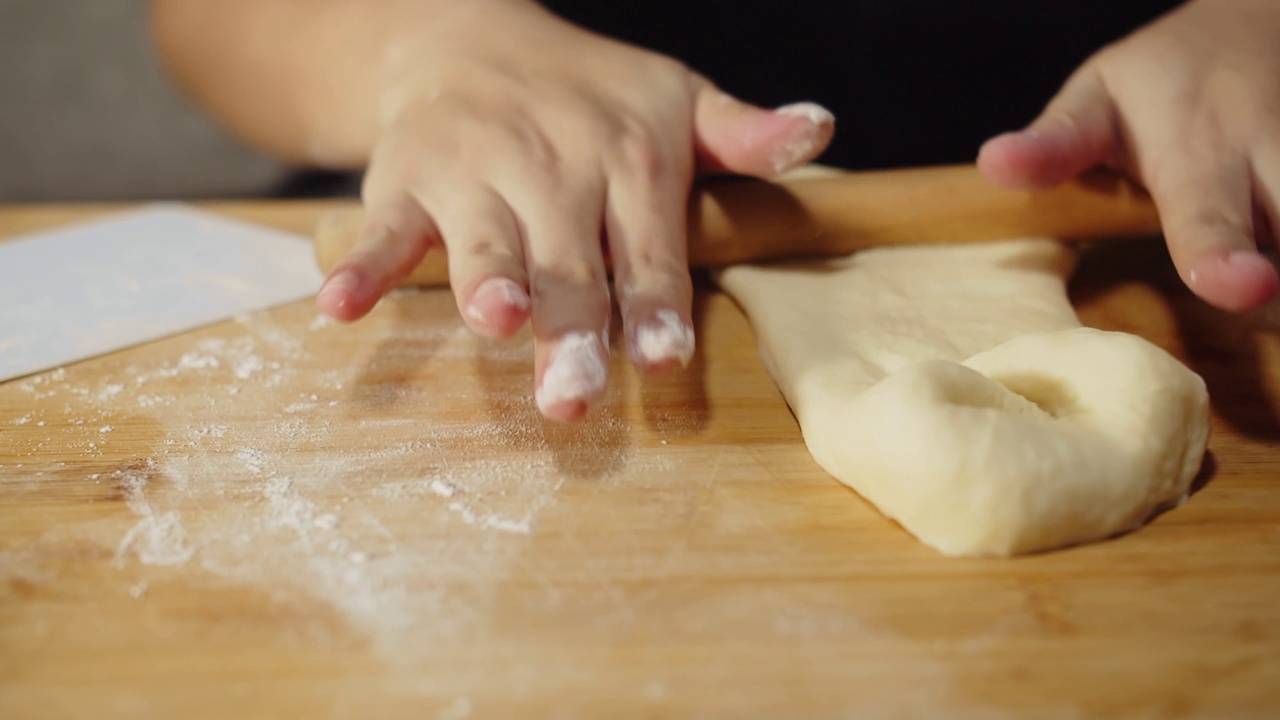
xmin=314 ymin=0 xmax=834 ymax=422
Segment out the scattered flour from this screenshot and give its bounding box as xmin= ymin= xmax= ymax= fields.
xmin=5 ymin=295 xmax=695 ymax=667
xmin=428 ymin=480 xmax=457 ymax=498
xmin=113 ymin=461 xmax=196 ymax=567
xmin=447 ymin=503 xmax=532 ymax=534
xmin=233 ymin=355 xmax=265 ymax=380
xmin=308 ymin=314 xmax=336 ymax=331
xmin=177 ymin=352 xmax=219 ymax=371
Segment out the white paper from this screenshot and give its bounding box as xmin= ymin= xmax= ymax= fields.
xmin=0 ymin=203 xmax=326 ymax=382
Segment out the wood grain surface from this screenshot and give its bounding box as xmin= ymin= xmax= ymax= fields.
xmin=2 ymin=201 xmax=1279 ymax=719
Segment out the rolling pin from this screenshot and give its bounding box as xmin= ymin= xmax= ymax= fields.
xmin=313 ymin=164 xmax=1161 ymax=287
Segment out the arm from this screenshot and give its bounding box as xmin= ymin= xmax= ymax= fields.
xmin=149 ymin=0 xmax=533 ymax=169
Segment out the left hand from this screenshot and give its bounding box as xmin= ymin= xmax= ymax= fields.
xmin=977 ymin=0 xmax=1280 ymax=312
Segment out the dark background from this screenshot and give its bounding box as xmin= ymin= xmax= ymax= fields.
xmin=544 ymin=1 xmax=1183 ymax=169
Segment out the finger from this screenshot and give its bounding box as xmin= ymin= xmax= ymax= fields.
xmin=692 ymin=79 xmax=835 ymax=177
xmin=1152 ymin=150 xmax=1278 ymax=312
xmin=1253 ymin=139 xmax=1280 ymax=250
xmin=316 ymin=191 xmax=438 ymax=322
xmin=977 ymin=65 xmax=1119 ymax=190
xmin=430 ymin=185 xmax=531 ymax=339
xmin=500 ymin=172 xmax=612 ymax=423
xmin=603 ymin=131 xmax=696 ymax=373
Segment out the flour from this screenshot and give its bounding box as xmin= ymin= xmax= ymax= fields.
xmin=233 ymin=355 xmax=265 ymax=379
xmin=176 ymin=351 xmax=219 ymax=371
xmin=7 ymin=295 xmax=688 ymax=664
xmin=115 ymin=512 xmax=196 ymax=567
xmin=535 ymin=330 xmax=607 ymax=413
xmin=136 ymin=394 xmax=166 ymax=408
xmin=634 ymin=309 xmax=695 ymax=367
xmin=428 ymin=480 xmax=457 ymax=498
xmin=771 ymin=102 xmax=836 ymax=174
xmin=308 ymin=314 xmax=336 ymax=331
xmin=113 ymin=461 xmax=196 ymax=567
xmin=447 ymin=502 xmax=532 ymax=534
xmin=314 ymin=514 xmax=341 ymax=531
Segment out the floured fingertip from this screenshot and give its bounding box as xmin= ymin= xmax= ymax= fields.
xmin=771 ymin=102 xmax=836 ymax=175
xmin=774 ymin=101 xmax=835 ymax=126
xmin=316 ymin=269 xmax=368 ymax=322
xmin=465 ymin=276 xmax=531 ymax=337
xmin=1188 ymin=248 xmax=1279 ymax=312
xmin=535 ymin=331 xmax=609 ymax=421
xmin=630 ymin=309 xmax=695 ymax=372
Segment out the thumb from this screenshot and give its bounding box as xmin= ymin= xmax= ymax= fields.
xmin=692 ymin=81 xmax=835 ymax=178
xmin=977 ymin=66 xmax=1119 ymax=190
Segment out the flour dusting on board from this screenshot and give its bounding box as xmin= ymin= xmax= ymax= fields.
xmin=5 ymin=293 xmax=691 ymax=661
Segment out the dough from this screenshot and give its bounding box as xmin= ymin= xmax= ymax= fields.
xmin=716 ymin=239 xmax=1211 ymax=557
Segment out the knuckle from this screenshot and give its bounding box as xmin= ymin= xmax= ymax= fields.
xmin=531 ymin=260 xmax=607 ymax=297
xmin=614 ymin=122 xmax=671 ymax=182
xmin=625 ymin=252 xmax=690 ymax=291
xmin=625 ymin=240 xmax=684 ymax=273
xmin=363 ymin=145 xmax=427 ymax=201
xmin=505 ymin=125 xmax=559 ymax=172
xmin=638 ymin=53 xmax=694 ymax=88
xmin=464 ymin=237 xmax=521 ymax=265
xmin=468 ymin=239 xmax=496 ymax=257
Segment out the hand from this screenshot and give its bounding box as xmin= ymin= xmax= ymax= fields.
xmin=977 ymin=0 xmax=1280 ymax=312
xmin=314 ymin=0 xmax=834 ymax=422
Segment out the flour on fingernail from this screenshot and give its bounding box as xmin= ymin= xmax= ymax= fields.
xmin=465 ymin=304 xmax=487 ymax=323
xmin=772 ymin=102 xmax=835 ymax=174
xmin=634 ymin=310 xmax=695 ymax=368
xmin=466 ymin=277 xmax=529 ymax=324
xmin=774 ymin=101 xmax=835 ymax=126
xmin=535 ymin=332 xmax=607 ymax=414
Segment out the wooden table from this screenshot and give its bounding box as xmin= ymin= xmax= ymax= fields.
xmin=2 ymin=201 xmax=1279 ymax=719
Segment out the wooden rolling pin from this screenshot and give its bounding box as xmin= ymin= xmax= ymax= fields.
xmin=314 ymin=164 xmax=1161 ymax=287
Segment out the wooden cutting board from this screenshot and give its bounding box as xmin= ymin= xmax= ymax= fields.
xmin=2 ymin=199 xmax=1279 ymax=719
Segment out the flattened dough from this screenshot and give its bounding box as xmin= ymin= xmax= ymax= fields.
xmin=716 ymin=239 xmax=1210 ymax=557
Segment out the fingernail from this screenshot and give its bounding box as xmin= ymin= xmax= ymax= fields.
xmin=466 ymin=276 xmax=530 ymax=323
xmin=1226 ymin=248 xmax=1271 ymax=270
xmin=632 ymin=310 xmax=695 ymax=369
xmin=317 ymin=270 xmax=360 ymax=310
xmin=1190 ymin=248 xmax=1275 ymax=289
xmin=771 ymin=102 xmax=835 ymax=174
xmin=535 ymin=331 xmax=608 ymax=415
xmin=983 ymin=130 xmax=1038 ymax=154
xmin=774 ymin=101 xmax=835 ymax=126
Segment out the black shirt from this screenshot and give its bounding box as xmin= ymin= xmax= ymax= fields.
xmin=542 ymin=1 xmax=1183 ymax=169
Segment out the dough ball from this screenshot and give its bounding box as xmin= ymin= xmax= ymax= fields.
xmin=806 ymin=328 xmax=1209 ymax=556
